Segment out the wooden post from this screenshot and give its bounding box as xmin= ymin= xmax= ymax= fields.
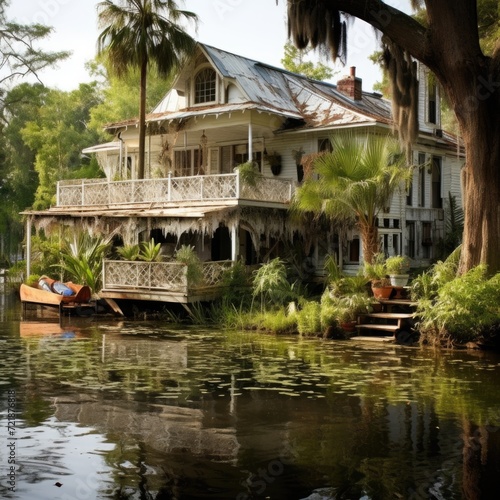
xmin=25 ymin=215 xmax=32 ymax=280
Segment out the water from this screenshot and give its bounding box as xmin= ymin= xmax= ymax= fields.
xmin=1 ymin=290 xmax=500 ymax=499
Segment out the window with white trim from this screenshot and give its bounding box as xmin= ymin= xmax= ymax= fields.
xmin=194 ymin=68 xmax=216 ymax=104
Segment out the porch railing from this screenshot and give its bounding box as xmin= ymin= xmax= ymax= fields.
xmin=57 ymin=172 xmax=293 ymax=208
xmin=102 ymin=260 xmax=234 ymax=294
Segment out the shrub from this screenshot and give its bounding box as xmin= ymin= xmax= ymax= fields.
xmin=296 ymin=300 xmax=321 ymax=336
xmin=175 ymin=245 xmax=203 ymax=285
xmin=416 ymin=265 xmax=500 ymax=345
xmin=252 ymin=258 xmax=295 ymax=311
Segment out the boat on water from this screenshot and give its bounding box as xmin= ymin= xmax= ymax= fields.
xmin=20 ymin=276 xmax=93 ymax=315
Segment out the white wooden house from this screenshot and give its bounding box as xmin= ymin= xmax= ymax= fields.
xmin=24 ymin=43 xmax=464 ymax=303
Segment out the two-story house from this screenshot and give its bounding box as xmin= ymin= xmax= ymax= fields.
xmin=23 ymin=43 xmax=464 ymax=305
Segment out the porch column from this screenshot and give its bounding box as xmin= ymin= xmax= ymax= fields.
xmin=25 ymin=215 xmax=32 ymax=279
xmin=231 ymin=225 xmax=239 ymax=262
xmin=248 ymin=122 xmax=253 ymax=162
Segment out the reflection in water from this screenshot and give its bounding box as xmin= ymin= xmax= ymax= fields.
xmin=1 ymin=293 xmax=500 ymax=498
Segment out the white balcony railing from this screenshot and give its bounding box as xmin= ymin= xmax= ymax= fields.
xmin=57 ymin=172 xmax=293 ymax=208
xmin=102 ymin=260 xmax=234 ymax=294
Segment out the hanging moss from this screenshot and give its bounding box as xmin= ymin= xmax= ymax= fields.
xmin=381 ymin=36 xmax=419 ymax=158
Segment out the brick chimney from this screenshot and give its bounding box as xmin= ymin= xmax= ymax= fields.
xmin=337 ymin=66 xmax=362 ymax=100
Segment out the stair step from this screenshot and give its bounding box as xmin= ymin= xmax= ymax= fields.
xmin=365 ymin=312 xmax=414 ymax=319
xmin=357 ymin=324 xmax=400 ymax=332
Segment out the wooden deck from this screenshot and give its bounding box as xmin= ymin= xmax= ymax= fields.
xmin=100 ymin=259 xmax=234 ymax=306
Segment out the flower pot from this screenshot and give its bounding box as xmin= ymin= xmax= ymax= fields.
xmin=389 ymin=274 xmax=409 ymax=287
xmin=340 ymin=320 xmax=357 ymax=333
xmin=371 ymin=285 xmax=393 ymax=300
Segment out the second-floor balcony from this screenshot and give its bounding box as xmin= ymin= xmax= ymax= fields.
xmin=56 ymin=172 xmax=294 ymax=209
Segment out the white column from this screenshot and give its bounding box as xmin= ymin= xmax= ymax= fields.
xmin=231 ymin=225 xmax=239 ymax=262
xmin=248 ymin=122 xmax=253 ymax=162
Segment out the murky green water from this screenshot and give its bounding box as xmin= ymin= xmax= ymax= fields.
xmin=1 ymin=290 xmax=500 ymax=499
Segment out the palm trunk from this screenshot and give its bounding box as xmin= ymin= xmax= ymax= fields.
xmin=360 ymin=221 xmax=379 ymax=264
xmin=137 ymin=58 xmax=148 ymax=180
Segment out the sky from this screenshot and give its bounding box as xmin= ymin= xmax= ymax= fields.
xmin=6 ymin=0 xmax=412 ymax=93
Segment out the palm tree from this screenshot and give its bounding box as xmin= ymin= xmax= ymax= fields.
xmin=293 ymin=133 xmax=412 ymax=264
xmin=97 ymin=0 xmax=197 ymax=179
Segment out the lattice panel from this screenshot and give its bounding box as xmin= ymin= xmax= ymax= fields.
xmin=241 ymin=178 xmax=293 ymax=204
xmin=59 ymin=185 xmax=83 ymax=206
xmin=202 ymin=175 xmax=237 ymax=199
xmin=201 ymin=261 xmax=233 ymax=286
xmin=170 ymin=177 xmax=202 ymax=202
xmin=103 ymin=261 xmax=187 ymax=292
xmin=58 ymin=174 xmax=293 ymax=207
xmin=83 ymin=182 xmax=109 ymax=206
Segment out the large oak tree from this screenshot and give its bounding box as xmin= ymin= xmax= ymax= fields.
xmin=284 ymin=0 xmax=500 ymax=274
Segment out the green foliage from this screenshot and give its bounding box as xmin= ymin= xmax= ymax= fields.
xmin=117 ymin=244 xmax=141 ymax=261
xmin=25 ymin=234 xmax=62 ymax=278
xmin=139 ymin=239 xmax=162 ymax=262
xmin=363 ymin=253 xmax=388 ymax=281
xmin=116 ymin=239 xmax=163 ymax=262
xmin=87 ymin=55 xmax=170 ymax=132
xmin=252 ymin=258 xmax=295 ymax=311
xmin=219 ymin=260 xmax=252 ymax=307
xmin=0 ymin=4 xmax=69 ymax=90
xmin=439 ymin=193 xmax=464 ymax=257
xmin=296 ymin=300 xmax=322 ymax=336
xmin=97 ymin=0 xmax=197 ymax=178
xmin=293 ymin=133 xmax=412 ymax=264
xmin=236 ymin=161 xmax=260 ymax=188
xmin=281 ymin=41 xmax=334 ymax=81
xmin=321 ymin=287 xmax=374 ymax=327
xmin=174 ymin=244 xmax=203 ymax=285
xmin=57 ymin=232 xmax=112 ymax=293
xmin=385 ymin=255 xmax=410 ymax=275
xmin=416 ymin=265 xmax=500 ymax=345
xmin=20 ymin=84 xmax=103 ymax=209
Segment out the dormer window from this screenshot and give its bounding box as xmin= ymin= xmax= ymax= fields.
xmin=195 ymin=68 xmax=216 ymax=104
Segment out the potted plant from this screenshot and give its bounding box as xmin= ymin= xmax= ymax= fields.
xmin=335 ymin=293 xmax=374 ymax=332
xmin=385 ymin=255 xmax=410 ymax=287
xmin=363 ymin=255 xmax=393 ymax=299
xmin=264 ymin=152 xmax=282 ymax=176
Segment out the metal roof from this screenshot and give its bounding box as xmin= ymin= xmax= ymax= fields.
xmin=140 ymin=43 xmax=393 ymax=131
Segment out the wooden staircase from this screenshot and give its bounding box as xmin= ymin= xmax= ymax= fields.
xmin=354 ymin=299 xmax=418 ymax=343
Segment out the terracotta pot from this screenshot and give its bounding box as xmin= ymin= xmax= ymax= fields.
xmin=371 ymin=285 xmax=393 ymax=299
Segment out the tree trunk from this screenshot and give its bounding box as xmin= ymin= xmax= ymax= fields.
xmin=318 ymin=0 xmax=500 ymax=273
xmin=137 ymin=59 xmax=148 ymax=180
xmin=360 ymin=222 xmax=379 ymax=264
xmin=423 ymin=1 xmax=500 ymax=274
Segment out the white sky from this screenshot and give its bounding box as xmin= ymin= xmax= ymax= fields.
xmin=6 ymin=0 xmax=412 ymax=93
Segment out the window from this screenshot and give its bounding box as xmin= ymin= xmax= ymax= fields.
xmin=431 ymin=156 xmax=442 ymax=209
xmin=406 ymin=221 xmax=415 ymax=258
xmin=194 ymin=68 xmax=216 ymax=104
xmin=418 ymin=153 xmax=426 ymax=207
xmin=428 ymin=75 xmax=437 ymax=124
xmin=318 ymin=138 xmax=332 ymax=153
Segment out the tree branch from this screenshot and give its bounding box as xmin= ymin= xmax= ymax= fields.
xmin=333 ymin=0 xmax=430 ymax=64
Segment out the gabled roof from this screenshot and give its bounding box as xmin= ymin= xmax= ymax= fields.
xmin=105 ymin=43 xmax=392 ymax=132
xmin=200 ymin=44 xmax=392 ymax=127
